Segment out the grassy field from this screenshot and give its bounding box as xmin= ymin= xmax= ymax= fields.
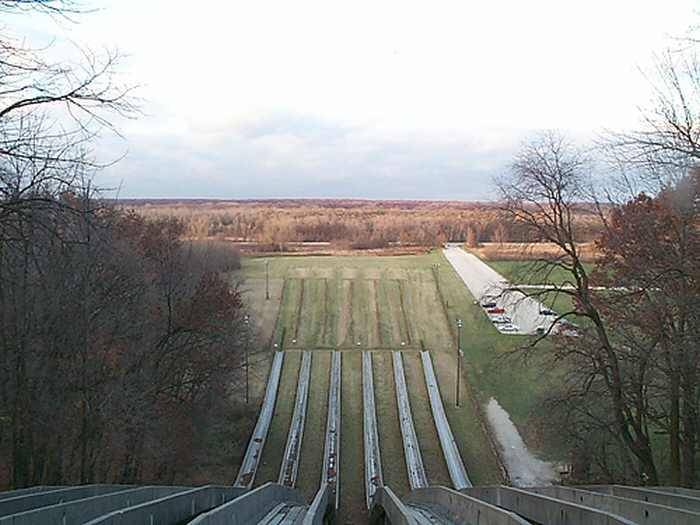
xmin=486 ymin=259 xmax=597 ymax=318
xmin=487 ymin=260 xmax=595 ymax=286
xmin=235 ymin=252 xmax=564 ymax=519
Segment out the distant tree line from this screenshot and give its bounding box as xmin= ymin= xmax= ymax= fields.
xmin=0 ymin=0 xmax=252 ymax=488
xmin=132 ymin=200 xmax=605 ymax=250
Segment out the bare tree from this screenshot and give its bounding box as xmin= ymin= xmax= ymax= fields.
xmin=597 ymin=33 xmax=700 ymax=487
xmin=0 ymin=0 xmax=137 ymax=242
xmin=602 ymin=43 xmax=700 ymax=194
xmin=496 ymin=130 xmax=660 ymax=484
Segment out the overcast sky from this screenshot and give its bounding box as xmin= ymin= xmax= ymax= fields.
xmin=12 ymin=0 xmax=699 ymax=199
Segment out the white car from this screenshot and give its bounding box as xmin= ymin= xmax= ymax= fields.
xmin=491 ymin=315 xmax=512 ymax=324
xmin=498 ymin=323 xmax=519 ymax=332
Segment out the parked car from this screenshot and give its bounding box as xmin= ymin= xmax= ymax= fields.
xmin=499 ymin=323 xmax=519 ymax=332
xmin=540 ymin=309 xmax=556 ymax=316
xmin=481 ymin=301 xmax=497 ymax=308
xmin=487 ymin=307 xmax=505 ymax=314
xmin=491 ymin=315 xmax=511 ymax=324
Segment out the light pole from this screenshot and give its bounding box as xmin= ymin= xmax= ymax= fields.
xmin=456 ymin=318 xmax=463 ymax=407
xmin=244 ymin=314 xmax=250 ymax=404
xmin=265 ymin=260 xmax=270 ymax=300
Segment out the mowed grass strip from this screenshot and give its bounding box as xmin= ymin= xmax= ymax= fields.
xmin=298 ymin=278 xmax=326 ymax=348
xmin=297 ymin=351 xmax=331 ymax=500
xmin=291 ymin=278 xmax=305 ymax=344
xmin=339 ymin=352 xmax=366 ymax=523
xmin=273 ymin=278 xmax=302 ymax=348
xmin=351 ymin=279 xmax=372 ymax=348
xmin=366 ymin=280 xmax=382 ymax=348
xmin=255 ymin=351 xmax=301 ymax=485
xmin=402 ymin=352 xmax=452 ymax=486
xmin=373 ymin=352 xmax=410 ymax=497
xmin=398 ymin=280 xmax=418 ymax=345
xmin=323 ymin=279 xmax=339 ymax=347
xmin=407 ymin=269 xmax=453 ymax=352
xmin=377 ymin=279 xmax=405 ymax=347
xmin=338 ymin=279 xmax=354 ymax=348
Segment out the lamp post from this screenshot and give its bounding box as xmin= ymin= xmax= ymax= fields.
xmin=456 ymin=318 xmax=463 ymax=407
xmin=244 ymin=314 xmax=250 ymax=404
xmin=265 ymin=260 xmax=270 ymax=300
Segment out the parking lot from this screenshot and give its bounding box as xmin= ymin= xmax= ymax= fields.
xmin=443 ymin=246 xmax=558 ymax=335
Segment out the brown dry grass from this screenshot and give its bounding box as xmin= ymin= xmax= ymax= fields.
xmin=470 ymin=242 xmax=599 ymax=263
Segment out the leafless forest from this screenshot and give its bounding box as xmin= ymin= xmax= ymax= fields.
xmin=124 ymin=199 xmax=605 ymax=254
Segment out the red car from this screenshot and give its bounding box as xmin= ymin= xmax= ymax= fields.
xmin=487 ymin=307 xmax=505 ymax=314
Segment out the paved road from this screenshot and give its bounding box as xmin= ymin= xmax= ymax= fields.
xmin=443 ymin=246 xmax=557 ymax=335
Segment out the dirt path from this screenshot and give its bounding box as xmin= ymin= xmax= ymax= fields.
xmin=486 ymin=398 xmax=557 ymax=487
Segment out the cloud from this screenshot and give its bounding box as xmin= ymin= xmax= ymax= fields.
xmin=10 ymin=0 xmax=698 ymax=199
xmin=98 ymin=111 xmax=526 ymax=199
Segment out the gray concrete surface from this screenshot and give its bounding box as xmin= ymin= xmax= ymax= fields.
xmin=83 ymin=485 xmax=243 ymax=525
xmin=405 ymin=504 xmax=455 ymax=525
xmin=188 ymin=483 xmax=304 ymax=525
xmin=302 ymin=482 xmax=332 ymax=525
xmin=646 ymin=486 xmax=700 ymax=498
xmin=363 ymin=351 xmax=384 ymax=509
xmin=393 ymin=351 xmax=428 ymax=490
xmin=443 ymin=246 xmax=557 ymax=335
xmin=581 ymin=485 xmax=700 ymax=513
xmin=369 ymin=486 xmax=417 ymax=525
xmin=279 ymin=351 xmax=312 ymax=487
xmin=465 ymin=486 xmax=638 ymax=525
xmin=523 ymin=485 xmax=700 ymax=525
xmin=420 ymin=351 xmax=471 ymax=489
xmin=0 ymin=487 xmax=65 ymax=502
xmin=235 ymin=351 xmax=285 ymax=488
xmin=257 ymin=502 xmax=307 ymax=524
xmin=0 ymin=485 xmax=130 ymax=518
xmin=0 ymin=486 xmax=187 ymax=525
xmin=407 ymin=486 xmax=530 ymax=525
xmin=321 ymin=351 xmax=341 ymax=510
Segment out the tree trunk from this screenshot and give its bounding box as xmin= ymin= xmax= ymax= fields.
xmin=669 ymin=369 xmax=682 ymax=485
xmin=681 ymin=370 xmax=698 ymax=487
